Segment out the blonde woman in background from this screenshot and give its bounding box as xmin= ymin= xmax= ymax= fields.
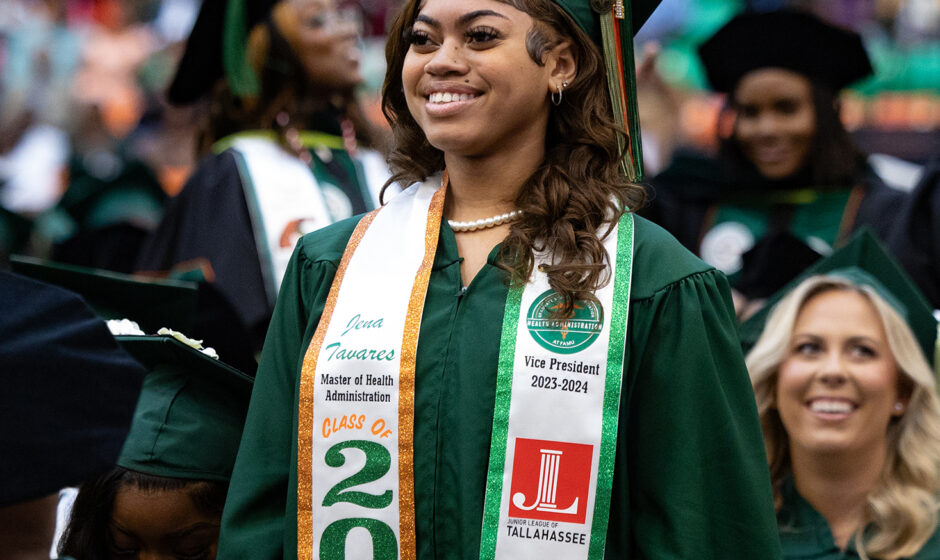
xmin=745 ymin=233 xmax=940 ymax=559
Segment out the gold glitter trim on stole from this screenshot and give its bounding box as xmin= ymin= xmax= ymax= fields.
xmin=398 ymin=172 xmax=448 ymax=560
xmin=296 ymin=208 xmax=380 ymax=560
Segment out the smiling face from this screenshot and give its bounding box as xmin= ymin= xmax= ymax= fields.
xmin=400 ymin=0 xmax=560 ymax=157
xmin=732 ymin=68 xmax=816 ymax=180
xmin=290 ymin=0 xmax=363 ymax=92
xmin=775 ymin=289 xmax=905 ymax=460
xmin=108 ymin=485 xmax=220 ymax=560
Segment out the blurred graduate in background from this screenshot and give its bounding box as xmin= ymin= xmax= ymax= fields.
xmin=59 ymin=334 xmax=252 ymax=560
xmin=642 ymin=10 xmax=940 ymax=314
xmin=136 ymin=0 xmax=390 ymax=358
xmin=0 ymin=266 xmax=145 ymax=560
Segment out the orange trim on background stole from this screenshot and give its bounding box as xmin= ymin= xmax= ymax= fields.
xmin=297 ymin=208 xmax=379 ymax=560
xmin=397 ymin=175 xmax=447 ymax=560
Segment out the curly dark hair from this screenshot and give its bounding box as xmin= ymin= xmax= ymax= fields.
xmin=381 ymin=0 xmax=647 ymax=312
xmin=196 ymin=2 xmax=380 ymax=156
xmin=58 ymin=467 xmax=227 ymax=560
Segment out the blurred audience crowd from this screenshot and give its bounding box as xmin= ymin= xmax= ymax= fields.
xmin=0 ymin=0 xmax=399 ymax=269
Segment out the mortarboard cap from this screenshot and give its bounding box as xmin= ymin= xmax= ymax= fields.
xmin=698 ymin=10 xmax=873 ymax=94
xmin=0 ymin=271 xmax=145 ymax=506
xmin=115 ymin=335 xmax=253 ymax=481
xmin=167 ymin=0 xmax=277 ymax=104
xmin=9 ymin=255 xmax=199 ymax=335
xmin=8 ymin=255 xmax=260 ymax=374
xmin=739 ymin=229 xmax=939 ymax=370
xmin=551 ymin=0 xmax=661 ymax=181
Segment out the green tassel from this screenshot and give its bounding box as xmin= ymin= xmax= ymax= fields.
xmin=222 ymin=0 xmax=260 ymax=98
xmin=620 ymin=7 xmax=644 ymax=182
xmin=598 ymin=6 xmax=644 ymax=182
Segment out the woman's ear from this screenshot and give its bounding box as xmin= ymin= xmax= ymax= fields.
xmin=546 ymin=40 xmax=577 ymax=93
xmin=893 ymin=379 xmax=914 ymax=417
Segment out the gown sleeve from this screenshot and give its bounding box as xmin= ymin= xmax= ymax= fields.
xmin=217 ymin=241 xmax=336 ymax=559
xmin=618 ymin=268 xmax=781 ymax=559
xmin=884 ymin=158 xmax=940 ymax=309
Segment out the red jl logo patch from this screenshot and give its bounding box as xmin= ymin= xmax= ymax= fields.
xmin=508 ymin=438 xmax=593 ymax=524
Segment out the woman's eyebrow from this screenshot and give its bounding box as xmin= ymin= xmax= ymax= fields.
xmin=415 ymin=10 xmax=509 ymax=28
xmin=169 ymin=522 xmax=220 ymax=538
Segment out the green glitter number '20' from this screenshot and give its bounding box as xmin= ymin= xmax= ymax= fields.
xmin=322 ymin=440 xmax=393 ymax=508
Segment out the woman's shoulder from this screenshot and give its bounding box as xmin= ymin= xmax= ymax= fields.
xmin=297 ymin=214 xmax=367 ymax=266
xmin=631 ymin=213 xmax=720 ymax=301
xmin=176 ymin=150 xmax=243 ymax=199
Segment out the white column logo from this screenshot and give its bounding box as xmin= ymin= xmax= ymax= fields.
xmin=512 ymin=449 xmax=579 ymax=514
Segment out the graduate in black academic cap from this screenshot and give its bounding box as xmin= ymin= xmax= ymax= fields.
xmin=742 ymin=230 xmax=940 ymax=559
xmin=643 ymin=10 xmax=940 ymax=314
xmin=136 ymin=0 xmax=389 ymax=357
xmin=0 ymin=270 xmax=145 ymax=560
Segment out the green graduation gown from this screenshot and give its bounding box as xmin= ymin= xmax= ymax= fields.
xmin=778 ymin=477 xmax=940 ymax=559
xmin=218 ymin=213 xmax=781 ymax=559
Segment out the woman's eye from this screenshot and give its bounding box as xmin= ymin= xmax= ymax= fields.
xmin=305 ymin=15 xmax=327 ymax=28
xmin=736 ymin=104 xmax=759 ymax=119
xmin=108 ymin=545 xmax=138 ymax=559
xmin=775 ymin=99 xmax=800 ymax=114
xmin=466 ymin=26 xmax=500 ymax=44
xmin=849 ymin=345 xmax=876 ymax=359
xmin=794 ymin=341 xmax=820 ymax=355
xmin=406 ymin=28 xmax=433 ymax=48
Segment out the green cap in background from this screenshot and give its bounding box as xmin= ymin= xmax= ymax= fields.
xmin=8 ymin=255 xmax=199 ymax=335
xmin=550 ymin=0 xmax=661 ymax=181
xmin=116 ymin=335 xmax=253 ymax=481
xmin=739 ymin=228 xmax=939 ymax=369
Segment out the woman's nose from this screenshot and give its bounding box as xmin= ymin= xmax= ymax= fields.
xmin=424 ymin=42 xmax=469 ymax=76
xmin=752 ymin=112 xmax=783 ymax=137
xmin=817 ymin=353 xmax=848 ymax=386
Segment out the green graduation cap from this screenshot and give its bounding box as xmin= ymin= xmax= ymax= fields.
xmin=8 ymin=255 xmax=199 ymax=335
xmin=739 ymin=228 xmax=939 ymax=370
xmin=116 ymin=335 xmax=253 ymax=481
xmin=551 ymin=0 xmax=661 ymax=181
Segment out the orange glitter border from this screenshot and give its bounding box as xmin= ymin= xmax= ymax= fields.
xmin=296 ymin=207 xmax=379 ymax=560
xmin=397 ymin=174 xmax=447 ymax=560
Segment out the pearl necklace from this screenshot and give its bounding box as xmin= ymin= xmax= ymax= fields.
xmin=447 ymin=210 xmax=522 ymax=232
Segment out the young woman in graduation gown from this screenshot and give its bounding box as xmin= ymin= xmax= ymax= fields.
xmin=642 ymin=10 xmax=940 ymax=313
xmin=744 ymin=233 xmax=940 ymax=559
xmin=219 ymin=1 xmax=781 ymax=558
xmin=136 ymin=0 xmax=387 ymax=358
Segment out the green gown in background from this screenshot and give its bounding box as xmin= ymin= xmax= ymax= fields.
xmin=218 ymin=213 xmax=782 ymax=559
xmin=778 ymin=477 xmax=940 ymax=560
